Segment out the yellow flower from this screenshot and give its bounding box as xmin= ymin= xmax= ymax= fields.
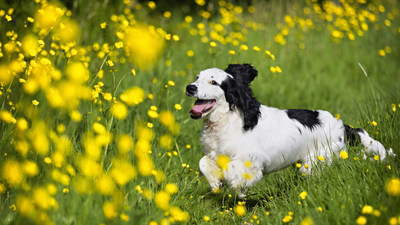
xmin=159 ymin=134 xmax=173 ymax=149
xmin=103 ymin=202 xmax=118 ymax=220
xmin=340 ymin=151 xmax=348 ymax=159
xmin=168 ymin=80 xmax=175 ymax=86
xmin=300 ymin=217 xmax=313 ymax=225
xmin=216 ymin=155 xmax=230 ymax=171
xmin=386 ymin=178 xmax=400 ymax=197
xmin=300 ymin=191 xmax=307 ymax=199
xmin=229 ymin=50 xmax=236 ymax=55
xmin=276 ymin=66 xmax=282 ymax=73
xmin=318 ymin=156 xmax=324 ymax=161
xmin=361 ymin=205 xmax=373 ymax=214
xmin=100 ymin=22 xmax=107 ymax=29
xmin=187 ymin=50 xmax=194 ymax=57
xmin=371 ymin=121 xmax=377 ymax=126
xmin=175 ymin=104 xmax=182 ymax=110
xmin=120 ymin=213 xmax=129 ymax=221
xmin=210 ymin=42 xmax=217 ymax=47
xmin=234 ymin=205 xmax=246 ymax=216
xmin=96 ymin=175 xmax=115 ymax=196
xmin=22 ymin=161 xmax=39 ymax=177
xmin=2 ymin=159 xmax=24 ymax=187
xmin=112 ymin=102 xmax=128 ymax=120
xmin=374 ymin=155 xmax=379 ymax=161
xmin=304 ymin=164 xmax=309 ymax=169
xmin=172 ymin=35 xmax=180 ymax=41
xmin=318 ymin=207 xmax=323 ymax=212
xmin=165 ymin=183 xmax=179 ymax=194
xmin=44 ymin=157 xmax=52 ymax=164
xmin=245 ymin=161 xmax=252 ymax=167
xmin=155 ymin=191 xmax=171 ymax=211
xmin=15 ymin=195 xmax=35 ymax=217
xmin=120 ymin=86 xmax=145 ymax=106
xmin=356 ymin=216 xmax=367 ymax=225
xmin=124 ymin=25 xmax=164 ymax=69
xmin=270 ymin=67 xmax=277 ymax=73
xmin=296 ymin=163 xmax=302 ymax=168
xmin=240 ymin=44 xmax=248 ymax=51
xmin=148 ymin=1 xmax=156 ymax=9
xmin=93 ymin=122 xmax=106 ymax=134
xmin=253 ymin=46 xmax=261 ymax=51
xmin=203 ymin=216 xmax=210 ymax=221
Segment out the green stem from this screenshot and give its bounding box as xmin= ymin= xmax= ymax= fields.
xmin=358 ymin=63 xmax=379 ymax=120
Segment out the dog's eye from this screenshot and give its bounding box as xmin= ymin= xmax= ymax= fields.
xmin=210 ymin=80 xmax=218 ymax=85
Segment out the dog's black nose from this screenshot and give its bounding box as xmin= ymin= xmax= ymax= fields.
xmin=186 ymin=84 xmax=197 ymax=95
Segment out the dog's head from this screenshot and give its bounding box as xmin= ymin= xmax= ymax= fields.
xmin=186 ymin=63 xmax=261 ymax=131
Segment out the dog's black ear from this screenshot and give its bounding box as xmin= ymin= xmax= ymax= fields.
xmin=220 ymin=75 xmax=261 ymax=131
xmin=224 ymin=63 xmax=258 ymax=85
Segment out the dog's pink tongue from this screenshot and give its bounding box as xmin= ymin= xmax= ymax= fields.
xmin=189 ymin=100 xmax=209 ymax=117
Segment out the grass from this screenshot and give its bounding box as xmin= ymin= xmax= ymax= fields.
xmin=0 ymin=0 xmax=399 ymax=224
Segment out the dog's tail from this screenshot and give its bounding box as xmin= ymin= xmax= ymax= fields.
xmin=344 ymin=124 xmax=395 ymax=160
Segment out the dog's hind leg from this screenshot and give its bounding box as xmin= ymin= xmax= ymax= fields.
xmin=199 ymin=155 xmax=223 ymax=193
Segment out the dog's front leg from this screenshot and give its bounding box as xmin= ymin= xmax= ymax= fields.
xmin=199 ymin=155 xmax=223 ymax=193
xmin=223 ymin=159 xmax=263 ymax=198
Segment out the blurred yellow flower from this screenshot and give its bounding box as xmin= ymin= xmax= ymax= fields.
xmin=168 ymin=80 xmax=175 ymax=86
xmin=234 ymin=205 xmax=246 ymax=216
xmin=165 ymin=183 xmax=179 ymax=194
xmin=103 ymin=202 xmax=118 ymax=220
xmin=362 ymin=205 xmax=373 ymax=214
xmin=203 ymin=216 xmax=210 ymax=221
xmin=159 ymin=134 xmax=173 ymax=149
xmin=240 ymin=44 xmax=248 ymax=51
xmin=318 ymin=156 xmax=324 ymax=161
xmin=356 ymin=216 xmax=367 ymax=225
xmin=155 ymin=191 xmax=171 ymax=211
xmin=175 ymin=104 xmax=182 ymax=110
xmin=318 ymin=207 xmax=323 ymax=212
xmin=187 ymin=50 xmax=194 ymax=57
xmin=386 ymin=178 xmax=400 ymax=197
xmin=124 ymin=25 xmax=164 ymax=69
xmin=374 ymin=155 xmax=379 ymax=161
xmin=371 ymin=121 xmax=377 ymax=126
xmin=300 ymin=191 xmax=307 ymax=199
xmin=378 ymin=49 xmax=386 ymax=56
xmin=96 ymin=175 xmax=115 ymax=196
xmin=340 ymin=151 xmax=348 ymax=159
xmin=112 ymin=102 xmax=128 ymax=120
xmin=2 ymin=159 xmax=24 ymax=187
xmin=100 ymin=22 xmax=106 ymax=29
xmin=32 ymin=100 xmax=39 ymax=106
xmin=22 ymin=161 xmax=39 ymax=177
xmin=120 ymin=86 xmax=145 ymax=106
xmin=229 ymin=50 xmax=236 ymax=55
xmin=216 ymin=155 xmax=230 ymax=171
xmin=120 ymin=213 xmax=129 ymax=221
xmin=54 ymin=19 xmax=80 ymax=43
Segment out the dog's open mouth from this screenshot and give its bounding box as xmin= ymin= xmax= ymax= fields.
xmin=189 ymin=99 xmax=216 ymax=119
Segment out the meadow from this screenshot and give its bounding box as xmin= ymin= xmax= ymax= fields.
xmin=0 ymin=0 xmax=399 ymax=224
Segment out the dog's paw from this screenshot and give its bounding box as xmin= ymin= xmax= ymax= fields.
xmin=210 ymin=180 xmax=223 ymax=193
xmin=237 ymin=187 xmax=247 ymax=199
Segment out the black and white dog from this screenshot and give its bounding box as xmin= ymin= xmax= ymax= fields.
xmin=186 ymin=63 xmax=395 ymax=198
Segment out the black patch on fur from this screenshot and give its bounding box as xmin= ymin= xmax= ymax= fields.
xmin=221 ymin=64 xmax=261 ymax=131
xmin=286 ymin=109 xmax=321 ymax=130
xmin=344 ymin=124 xmax=363 ymax=146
